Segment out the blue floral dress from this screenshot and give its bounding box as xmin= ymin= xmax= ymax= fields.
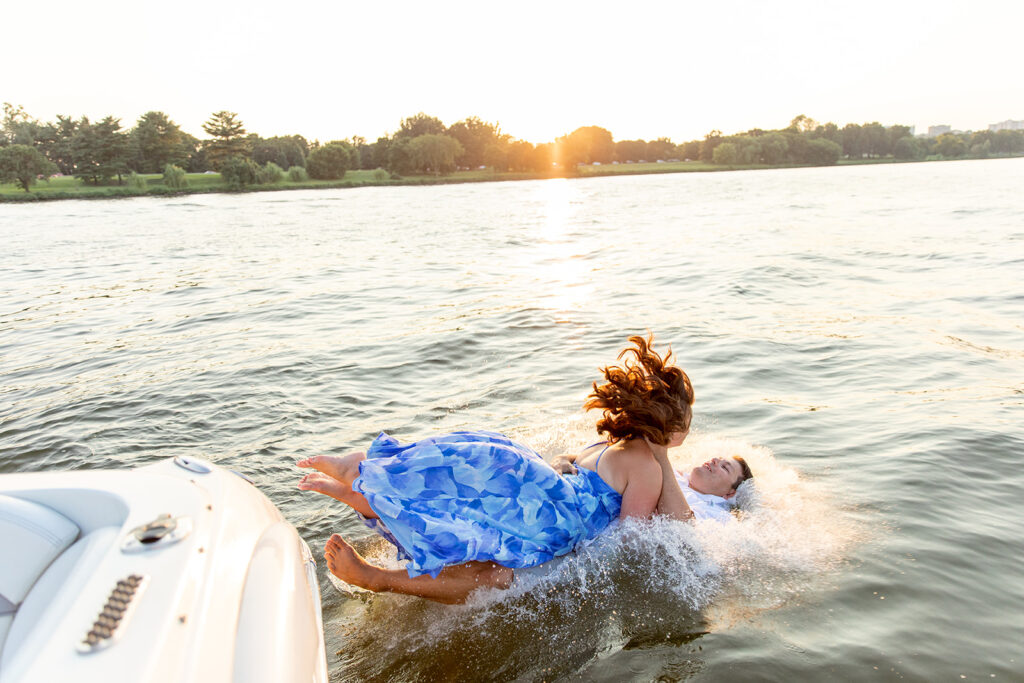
xmin=351 ymin=430 xmax=622 ymax=578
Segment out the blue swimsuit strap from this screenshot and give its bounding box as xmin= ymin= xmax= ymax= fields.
xmin=589 ymin=443 xmax=620 ymax=499
xmin=577 ymin=441 xmax=611 ymax=474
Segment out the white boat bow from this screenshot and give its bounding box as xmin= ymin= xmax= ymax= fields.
xmin=0 ymin=456 xmax=327 ymax=683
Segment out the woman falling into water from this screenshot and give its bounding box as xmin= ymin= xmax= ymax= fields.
xmin=297 ymin=335 xmax=753 ymax=604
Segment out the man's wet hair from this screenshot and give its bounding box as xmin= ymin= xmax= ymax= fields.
xmin=731 ymin=456 xmax=754 ymax=490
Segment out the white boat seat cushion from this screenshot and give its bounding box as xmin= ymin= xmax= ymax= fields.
xmin=1 ymin=527 xmax=118 ymax=673
xmin=0 ymin=494 xmax=80 ymax=608
xmin=0 ymin=614 xmax=11 ymax=656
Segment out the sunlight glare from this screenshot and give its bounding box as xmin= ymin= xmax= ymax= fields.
xmin=529 ymin=180 xmax=595 ymax=316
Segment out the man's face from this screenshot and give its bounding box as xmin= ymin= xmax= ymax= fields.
xmin=688 ymin=457 xmax=740 ymax=498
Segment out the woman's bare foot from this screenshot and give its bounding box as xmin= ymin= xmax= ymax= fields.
xmin=296 ymin=452 xmax=365 ymax=485
xmin=297 ymin=472 xmax=353 ymax=500
xmin=325 ymin=534 xmax=382 ymax=592
xmin=297 ymin=471 xmax=379 ymax=518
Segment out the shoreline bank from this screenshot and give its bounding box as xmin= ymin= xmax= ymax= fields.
xmin=1 ymin=155 xmax=1017 ymax=203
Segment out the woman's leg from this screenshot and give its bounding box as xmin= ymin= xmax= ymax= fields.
xmin=297 ymin=452 xmax=377 ymax=518
xmin=325 ymin=535 xmax=514 ymax=605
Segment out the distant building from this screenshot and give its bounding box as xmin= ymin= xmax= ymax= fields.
xmin=927 ymin=125 xmax=951 ymax=137
xmin=988 ymin=119 xmax=1024 ymax=132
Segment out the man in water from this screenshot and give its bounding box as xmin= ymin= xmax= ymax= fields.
xmin=552 ymin=448 xmax=752 ymax=522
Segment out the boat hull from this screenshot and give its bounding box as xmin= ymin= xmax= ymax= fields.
xmin=0 ymin=457 xmax=327 ymax=683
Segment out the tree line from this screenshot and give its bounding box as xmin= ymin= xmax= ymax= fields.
xmin=2 ymin=103 xmax=1023 ymax=192
xmin=703 ymin=115 xmax=1024 ymax=166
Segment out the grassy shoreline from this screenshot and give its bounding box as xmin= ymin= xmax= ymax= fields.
xmin=0 ymin=156 xmax=1014 ymax=203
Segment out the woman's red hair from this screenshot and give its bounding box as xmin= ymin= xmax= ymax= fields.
xmin=584 ymin=334 xmax=694 ymax=446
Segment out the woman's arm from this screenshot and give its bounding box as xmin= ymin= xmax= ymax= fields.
xmin=645 ymin=439 xmax=694 ymax=522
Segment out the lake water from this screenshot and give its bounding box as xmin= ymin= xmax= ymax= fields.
xmin=1 ymin=159 xmax=1022 ymax=681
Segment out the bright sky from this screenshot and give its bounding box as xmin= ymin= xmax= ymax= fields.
xmin=5 ymin=0 xmax=1021 ymax=143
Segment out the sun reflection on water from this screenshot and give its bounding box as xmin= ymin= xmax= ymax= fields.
xmin=528 ymin=179 xmax=597 ymax=316
xmin=538 ymin=178 xmax=573 ymax=238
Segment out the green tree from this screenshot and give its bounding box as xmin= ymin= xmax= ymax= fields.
xmin=812 ymin=122 xmax=842 ymax=146
xmin=252 ymin=136 xmax=306 ymax=169
xmin=1 ymin=103 xmax=39 ymax=146
xmin=219 ymin=156 xmax=260 ymax=188
xmin=35 ymin=115 xmax=78 ymax=174
xmin=98 ymin=117 xmax=131 ymax=183
xmin=407 ymin=134 xmax=463 ymax=175
xmin=969 ymin=130 xmax=993 ymax=149
xmin=712 ymin=142 xmax=739 ymax=165
xmin=893 ymin=136 xmax=924 ymax=160
xmin=887 ymin=125 xmax=912 ymax=152
xmin=394 ymin=113 xmax=446 ymax=140
xmin=805 ymin=138 xmax=842 ymax=165
xmin=710 ymin=136 xmax=760 ymax=165
xmin=351 ymin=136 xmax=378 ymax=170
xmin=72 ymin=116 xmax=131 ymax=184
xmin=163 ymin=163 xmax=188 ymax=189
xmin=556 ymin=126 xmax=614 ymax=171
xmin=126 ymin=170 xmax=147 ymax=190
xmin=257 ymin=162 xmax=284 ymax=184
xmin=699 ymin=130 xmax=722 ymax=162
xmin=970 ymin=140 xmax=992 ymax=158
xmin=532 ymin=143 xmax=555 ymax=172
xmin=759 ymin=133 xmax=789 ymax=164
xmin=178 ymin=133 xmax=208 ymax=172
xmin=732 ymin=137 xmax=762 ymax=164
xmin=615 ymin=139 xmax=646 ymax=162
xmin=385 ymin=137 xmax=413 ymax=175
xmin=992 ymin=130 xmax=1024 ymax=155
xmin=447 ymin=117 xmax=506 ymax=168
xmin=131 ymin=111 xmax=188 ymax=173
xmin=861 ymin=122 xmax=888 ymax=157
xmin=646 ymin=137 xmax=675 ymax=161
xmin=841 ymin=123 xmax=863 ymax=158
xmin=506 ymin=140 xmax=537 ymax=171
xmin=306 ymin=143 xmax=350 ymax=179
xmin=789 ymin=114 xmax=818 ymax=133
xmin=288 ymin=135 xmax=310 ymax=164
xmin=327 ymin=140 xmax=360 ymax=169
xmin=0 ymin=144 xmax=58 ymax=191
xmin=784 ymin=133 xmax=811 ymax=163
xmin=679 ymin=139 xmax=701 ymax=161
xmin=202 ymin=111 xmax=248 ymax=169
xmin=482 ymin=142 xmax=508 ymax=171
xmin=934 ymin=133 xmax=966 ymax=158
xmin=71 ymin=116 xmax=99 ymax=183
xmin=251 ymin=138 xmax=286 ymax=167
xmin=366 ymin=136 xmax=393 ymax=171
